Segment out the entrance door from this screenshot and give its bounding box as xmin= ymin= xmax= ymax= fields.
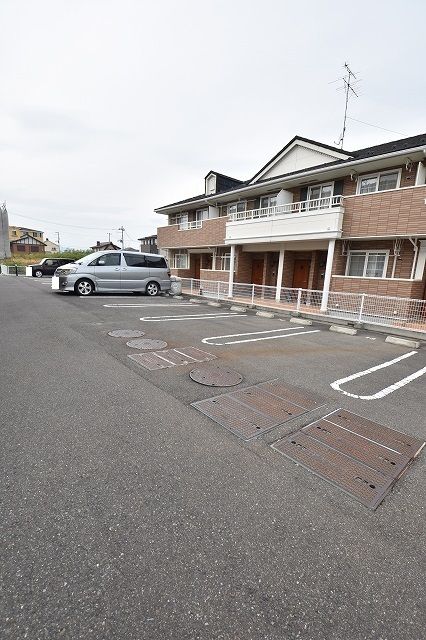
xmin=193 ymin=255 xmax=200 ymax=279
xmin=251 ymin=259 xmax=264 ymax=285
xmin=292 ymin=259 xmax=311 ymax=289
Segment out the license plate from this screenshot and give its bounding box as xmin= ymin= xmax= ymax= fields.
xmin=51 ymin=276 xmax=60 ymax=290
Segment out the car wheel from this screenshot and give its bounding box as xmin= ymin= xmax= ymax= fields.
xmin=75 ymin=279 xmax=94 ymax=296
xmin=34 ymin=270 xmax=43 ymax=278
xmin=146 ymin=281 xmax=160 ymax=296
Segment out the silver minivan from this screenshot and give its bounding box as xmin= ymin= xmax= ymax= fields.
xmin=52 ymin=250 xmax=172 ymax=296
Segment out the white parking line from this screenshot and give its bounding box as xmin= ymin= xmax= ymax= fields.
xmin=331 ymin=350 xmax=426 ymax=400
xmin=103 ymin=303 xmax=195 ymax=308
xmin=202 ymin=327 xmax=320 ymax=345
xmin=140 ymin=312 xmax=245 ymax=322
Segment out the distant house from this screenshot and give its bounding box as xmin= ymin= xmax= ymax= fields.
xmin=90 ymin=240 xmax=120 ymax=252
xmin=45 ymin=238 xmax=60 ymax=252
xmin=9 ymin=226 xmax=44 ymax=242
xmin=123 ymin=246 xmax=138 ymax=252
xmin=138 ymin=234 xmax=158 ymax=254
xmin=10 ymin=233 xmax=46 ymax=254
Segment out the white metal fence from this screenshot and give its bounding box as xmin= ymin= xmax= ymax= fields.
xmin=180 ymin=277 xmax=426 ymax=333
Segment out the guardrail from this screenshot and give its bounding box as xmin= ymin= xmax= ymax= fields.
xmin=180 ymin=277 xmax=426 ymax=334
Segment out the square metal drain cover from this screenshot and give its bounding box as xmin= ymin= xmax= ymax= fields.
xmin=272 ymin=410 xmax=425 ymax=509
xmin=191 ymin=379 xmax=326 ymax=440
xmin=128 ymin=346 xmax=216 ymax=370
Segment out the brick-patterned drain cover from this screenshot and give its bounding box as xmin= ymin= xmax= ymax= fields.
xmin=128 ymin=347 xmax=216 ymax=371
xmin=126 ymin=338 xmax=168 ymax=350
xmin=190 ymin=365 xmax=243 ymax=387
xmin=191 ymin=380 xmax=325 ymax=440
xmin=108 ymin=329 xmax=145 ymax=338
xmin=272 ymin=410 xmax=425 ymax=509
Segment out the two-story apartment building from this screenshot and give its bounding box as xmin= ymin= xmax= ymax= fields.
xmin=156 ymin=134 xmax=426 ymax=304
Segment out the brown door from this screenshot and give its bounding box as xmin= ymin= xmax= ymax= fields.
xmin=193 ymin=255 xmax=200 ymax=279
xmin=251 ymin=259 xmax=264 ymax=285
xmin=292 ymin=259 xmax=311 ymax=289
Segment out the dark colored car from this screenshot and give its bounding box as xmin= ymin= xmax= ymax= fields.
xmin=27 ymin=258 xmax=74 ymax=278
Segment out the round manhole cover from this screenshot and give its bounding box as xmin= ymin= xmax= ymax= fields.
xmin=126 ymin=338 xmax=168 ymax=350
xmin=108 ymin=329 xmax=145 ymax=338
xmin=190 ymin=365 xmax=243 ymax=387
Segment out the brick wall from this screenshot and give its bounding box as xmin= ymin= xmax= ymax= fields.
xmin=331 ymin=276 xmax=423 ymax=299
xmin=341 ymin=185 xmax=426 ymax=237
xmin=200 ymin=269 xmax=230 ymax=282
xmin=157 ymin=216 xmax=227 ymax=249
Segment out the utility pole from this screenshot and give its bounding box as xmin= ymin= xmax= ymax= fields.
xmin=118 ymin=226 xmax=125 ymax=249
xmin=334 ymin=62 xmax=359 ymax=149
xmin=108 ymin=232 xmax=111 ymax=243
xmin=55 ymin=232 xmax=60 ymax=253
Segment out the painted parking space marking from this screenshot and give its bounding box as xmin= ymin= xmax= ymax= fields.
xmin=140 ymin=312 xmax=245 ymax=322
xmin=331 ymin=350 xmax=426 ymax=400
xmin=202 ymin=327 xmax=320 ymax=345
xmin=103 ymin=303 xmax=195 ymax=308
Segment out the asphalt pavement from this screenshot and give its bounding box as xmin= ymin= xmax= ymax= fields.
xmin=1 ymin=276 xmax=425 ymax=640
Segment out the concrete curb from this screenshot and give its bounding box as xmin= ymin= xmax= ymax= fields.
xmin=329 ymin=325 xmax=357 ymax=336
xmin=230 ymin=305 xmax=247 ymax=312
xmin=256 ymin=310 xmax=275 ymax=319
xmin=207 ymin=301 xmax=222 ymax=307
xmin=290 ymin=317 xmax=313 ymax=326
xmin=385 ymin=335 xmax=420 ymax=349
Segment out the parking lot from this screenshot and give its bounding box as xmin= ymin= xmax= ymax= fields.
xmin=1 ymin=275 xmax=425 ymax=639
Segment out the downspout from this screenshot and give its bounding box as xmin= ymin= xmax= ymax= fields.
xmin=408 ymin=237 xmax=419 ymax=279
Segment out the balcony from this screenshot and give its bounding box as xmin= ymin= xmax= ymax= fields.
xmin=226 ymin=196 xmax=344 ymax=244
xmin=342 ymin=185 xmax=426 ymax=237
xmin=157 ymin=215 xmax=227 ymax=249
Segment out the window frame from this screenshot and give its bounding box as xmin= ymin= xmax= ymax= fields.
xmin=227 ymin=201 xmax=246 ymax=215
xmin=345 ymin=250 xmax=390 ymax=279
xmin=307 ymin=182 xmax=334 ymax=201
xmin=172 ymin=251 xmax=189 ymax=269
xmin=260 ymin=194 xmax=278 ymax=209
xmin=356 ymin=169 xmax=401 ymax=195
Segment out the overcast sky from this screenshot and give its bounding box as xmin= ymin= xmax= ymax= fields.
xmin=1 ymin=0 xmax=425 ymax=249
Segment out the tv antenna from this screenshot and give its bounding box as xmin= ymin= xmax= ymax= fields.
xmin=333 ymin=62 xmax=359 ymax=148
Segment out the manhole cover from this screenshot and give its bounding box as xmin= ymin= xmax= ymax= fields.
xmin=108 ymin=329 xmax=145 ymax=338
xmin=272 ymin=410 xmax=425 ymax=510
xmin=126 ymin=338 xmax=168 ymax=350
xmin=190 ymin=365 xmax=243 ymax=387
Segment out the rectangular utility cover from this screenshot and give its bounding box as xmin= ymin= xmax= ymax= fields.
xmin=129 ymin=347 xmax=216 ymax=371
xmin=272 ymin=409 xmax=425 ymax=509
xmin=192 ymin=380 xmax=325 ymax=440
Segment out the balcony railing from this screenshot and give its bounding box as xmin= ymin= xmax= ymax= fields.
xmin=178 ymin=220 xmax=202 ymax=230
xmin=229 ymin=195 xmax=343 ymax=222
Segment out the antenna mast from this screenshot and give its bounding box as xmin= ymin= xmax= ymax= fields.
xmin=336 ymin=62 xmax=358 ymax=148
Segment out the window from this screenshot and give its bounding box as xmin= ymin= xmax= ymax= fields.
xmin=358 ymin=171 xmax=399 ymax=194
xmin=145 ymin=255 xmax=167 ymax=269
xmin=195 ymin=208 xmax=209 ymax=222
xmin=227 ymin=202 xmax=246 ymax=215
xmin=260 ymin=195 xmax=278 ymax=208
xmin=346 ymin=251 xmax=388 ymax=278
xmin=172 ymin=252 xmax=188 ymax=269
xmin=124 ymin=253 xmax=147 ymax=267
xmin=89 ymin=253 xmax=121 ymax=266
xmin=218 ymin=253 xmax=231 ymax=271
xmin=308 ymin=183 xmax=333 ymax=202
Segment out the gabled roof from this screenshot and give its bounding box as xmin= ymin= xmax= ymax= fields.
xmin=249 ymin=136 xmax=352 ymax=184
xmin=10 ymin=233 xmax=46 ymax=245
xmin=204 ymin=170 xmax=244 ymax=183
xmin=155 ymin=132 xmax=426 ymax=212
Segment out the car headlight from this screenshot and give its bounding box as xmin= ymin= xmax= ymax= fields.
xmin=57 ymin=267 xmax=78 ymax=275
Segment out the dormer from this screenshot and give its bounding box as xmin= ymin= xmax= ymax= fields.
xmin=205 ymin=171 xmax=244 ymax=195
xmin=205 ymin=172 xmax=217 ymax=195
xmin=249 ymin=136 xmax=353 ymax=184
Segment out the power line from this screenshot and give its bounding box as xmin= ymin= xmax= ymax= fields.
xmin=10 ymin=211 xmax=117 ymax=231
xmin=346 ymin=116 xmax=407 ymax=136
